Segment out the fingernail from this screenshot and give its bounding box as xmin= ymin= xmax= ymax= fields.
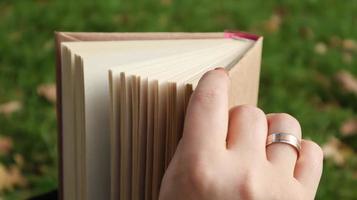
xmin=214 ymin=67 xmax=228 ymax=75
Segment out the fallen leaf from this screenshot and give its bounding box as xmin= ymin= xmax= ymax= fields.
xmin=342 ymin=52 xmax=353 ymax=64
xmin=322 ymin=136 xmax=354 ymax=166
xmin=314 ymin=42 xmax=327 ymax=55
xmin=37 ymin=83 xmax=56 ymax=103
xmin=8 ymin=31 xmax=21 ymax=42
xmin=14 ymin=154 xmax=24 ymax=168
xmin=335 ymin=70 xmax=357 ymax=95
xmin=43 ymin=39 xmax=54 ymax=51
xmin=264 ymin=14 xmax=282 ymax=33
xmin=0 ymin=137 xmax=13 ymax=155
xmin=354 ymin=170 xmax=357 ymax=179
xmin=340 ymin=118 xmax=357 ymax=136
xmin=342 ymin=39 xmax=357 ymax=52
xmin=160 ymin=0 xmax=172 ymax=6
xmin=314 ymin=72 xmax=331 ymax=89
xmin=0 ymin=101 xmax=22 ymax=115
xmin=274 ymin=6 xmax=288 ymax=17
xmin=329 ymin=36 xmax=342 ymax=48
xmin=0 ymin=164 xmax=27 ymax=192
xmin=299 ymin=26 xmax=314 ymax=39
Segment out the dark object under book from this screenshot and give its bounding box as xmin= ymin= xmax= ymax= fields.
xmin=28 ymin=190 xmax=57 ymax=200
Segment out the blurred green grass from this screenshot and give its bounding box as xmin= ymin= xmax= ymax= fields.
xmin=0 ymin=0 xmax=356 ymax=199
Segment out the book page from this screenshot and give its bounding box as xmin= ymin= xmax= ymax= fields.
xmin=63 ymin=39 xmax=230 ymax=200
xmin=63 ymin=37 xmax=255 ymax=200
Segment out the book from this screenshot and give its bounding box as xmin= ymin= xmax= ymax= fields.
xmin=55 ymin=31 xmax=263 ymax=200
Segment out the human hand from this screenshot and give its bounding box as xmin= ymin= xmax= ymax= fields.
xmin=159 ymin=68 xmax=323 ymax=200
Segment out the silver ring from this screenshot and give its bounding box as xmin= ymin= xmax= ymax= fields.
xmin=266 ymin=133 xmax=301 ymax=156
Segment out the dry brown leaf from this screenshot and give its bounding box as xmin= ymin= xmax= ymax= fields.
xmin=322 ymin=136 xmax=354 ymax=166
xmin=0 ymin=137 xmax=13 ymax=155
xmin=353 ymin=170 xmax=357 ymax=179
xmin=314 ymin=72 xmax=331 ymax=89
xmin=0 ymin=101 xmax=22 ymax=115
xmin=14 ymin=154 xmax=24 ymax=168
xmin=37 ymin=83 xmax=56 ymax=103
xmin=342 ymin=52 xmax=353 ymax=64
xmin=340 ymin=118 xmax=357 ymax=136
xmin=335 ymin=70 xmax=357 ymax=95
xmin=329 ymin=36 xmax=342 ymax=48
xmin=43 ymin=39 xmax=54 ymax=51
xmin=264 ymin=14 xmax=282 ymax=33
xmin=0 ymin=164 xmax=27 ymax=192
xmin=160 ymin=0 xmax=172 ymax=6
xmin=8 ymin=31 xmax=21 ymax=42
xmin=299 ymin=26 xmax=314 ymax=39
xmin=342 ymin=39 xmax=357 ymax=52
xmin=314 ymin=42 xmax=327 ymax=55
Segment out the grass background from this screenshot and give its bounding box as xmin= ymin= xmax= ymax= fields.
xmin=0 ymin=0 xmax=356 ymax=199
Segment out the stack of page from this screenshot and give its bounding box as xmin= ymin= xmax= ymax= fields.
xmin=55 ymin=32 xmax=262 ymax=200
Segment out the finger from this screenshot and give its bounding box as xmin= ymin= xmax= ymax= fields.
xmin=266 ymin=113 xmax=302 ymax=175
xmin=181 ymin=68 xmax=230 ymax=149
xmin=294 ymin=140 xmax=323 ymax=198
xmin=226 ymin=105 xmax=267 ymax=156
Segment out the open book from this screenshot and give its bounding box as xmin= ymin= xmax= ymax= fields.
xmin=55 ymin=31 xmax=263 ymax=200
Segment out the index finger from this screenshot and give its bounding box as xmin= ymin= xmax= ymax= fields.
xmin=181 ymin=68 xmax=230 ymax=149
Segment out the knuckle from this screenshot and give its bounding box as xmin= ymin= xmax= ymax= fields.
xmin=193 ymin=87 xmax=222 ymax=105
xmin=305 ymin=140 xmax=324 ymax=162
xmin=272 ymin=113 xmax=299 ymax=124
xmin=188 ymin=160 xmax=215 ymax=192
xmin=238 ymin=176 xmax=254 ymax=199
xmin=237 ymin=169 xmax=263 ymax=200
xmin=311 ymin=142 xmax=323 ymax=159
xmin=230 ymin=105 xmax=266 ymax=120
xmin=269 ymin=113 xmax=301 ymax=131
xmin=192 ymin=69 xmax=229 ymax=106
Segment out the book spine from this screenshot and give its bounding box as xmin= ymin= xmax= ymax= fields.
xmin=54 ymin=33 xmax=64 ymax=200
xmin=224 ymin=30 xmax=260 ymax=41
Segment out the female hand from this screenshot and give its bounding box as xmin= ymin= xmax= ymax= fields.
xmin=159 ymin=68 xmax=323 ymax=200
